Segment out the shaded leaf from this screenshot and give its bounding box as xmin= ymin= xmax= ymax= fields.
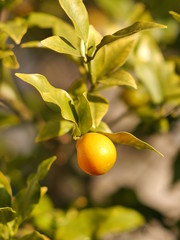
xmin=0 ymin=207 xmax=16 ymax=224
xmin=75 ymin=93 xmax=92 ymax=135
xmin=58 ymin=0 xmax=89 ymax=43
xmin=0 ymin=171 xmax=12 ymax=196
xmin=15 ymin=74 xmax=78 ymax=126
xmin=0 ymin=188 xmax=11 ymax=208
xmin=0 ymin=18 xmax=27 ymax=44
xmin=14 ymin=156 xmax=56 ymax=223
xmin=95 ymin=21 xmax=166 ymax=54
xmin=87 ymin=93 xmax=109 ymax=128
xmin=41 ymin=36 xmax=81 ymax=57
xmin=36 ymin=120 xmax=73 ymax=142
xmin=99 ymin=69 xmax=137 ymax=89
xmin=101 ymin=132 xmax=164 ymax=156
xmin=170 ymin=11 xmax=180 ymax=23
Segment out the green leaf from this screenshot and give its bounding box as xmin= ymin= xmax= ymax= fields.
xmin=95 ymin=21 xmax=166 ymax=54
xmin=35 ymin=156 xmax=57 ymax=181
xmin=15 ymin=73 xmax=78 ymax=125
xmin=0 ymin=188 xmax=11 ymax=208
xmin=41 ymin=36 xmax=81 ymax=57
xmin=101 ymin=132 xmax=164 ymax=156
xmin=68 ymin=79 xmax=88 ymax=98
xmin=0 ymin=50 xmax=13 ymax=59
xmin=0 ymin=171 xmax=12 ymax=196
xmin=14 ymin=156 xmax=56 ymax=223
xmin=3 ymin=54 xmax=19 ymax=69
xmin=90 ymin=45 xmax=106 ymax=84
xmin=27 ymin=12 xmax=57 ymax=28
xmin=36 ymin=120 xmax=73 ymax=142
xmin=20 ymin=231 xmax=49 ymax=240
xmin=90 ymin=37 xmax=135 ymax=83
xmin=99 ymin=69 xmax=137 ymax=89
xmin=56 ymin=206 xmax=144 ymax=240
xmin=0 ymin=18 xmax=27 ymax=44
xmin=58 ymin=0 xmax=89 ymax=43
xmin=87 ymin=25 xmax=102 ymax=57
xmin=75 ymin=93 xmax=92 ymax=135
xmin=170 ymin=11 xmax=180 ymax=23
xmin=0 ymin=207 xmax=16 ymax=224
xmin=21 ymin=41 xmax=43 ymax=48
xmin=87 ymin=93 xmax=109 ymax=128
xmin=101 ymin=37 xmax=135 ymax=74
xmin=135 ymin=63 xmax=164 ymax=104
xmin=91 ymin=121 xmax=112 ymax=133
xmin=97 ymin=206 xmax=144 ymax=238
xmin=53 ymin=19 xmax=80 ymax=51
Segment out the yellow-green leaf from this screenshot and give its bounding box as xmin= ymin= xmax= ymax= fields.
xmin=15 ymin=73 xmax=77 ymax=125
xmin=95 ymin=21 xmax=166 ymax=54
xmin=0 ymin=18 xmax=27 ymax=44
xmin=58 ymin=0 xmax=89 ymax=43
xmin=41 ymin=36 xmax=81 ymax=57
xmin=101 ymin=131 xmax=164 ymax=156
xmin=99 ymin=69 xmax=137 ymax=89
xmin=36 ymin=120 xmax=73 ymax=142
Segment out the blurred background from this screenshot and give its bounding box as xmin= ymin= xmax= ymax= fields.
xmin=0 ymin=0 xmax=180 ymax=239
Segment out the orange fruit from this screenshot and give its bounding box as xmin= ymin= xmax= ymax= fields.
xmin=76 ymin=132 xmax=117 ymax=175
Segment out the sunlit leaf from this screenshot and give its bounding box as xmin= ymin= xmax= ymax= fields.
xmin=101 ymin=37 xmax=135 ymax=74
xmin=36 ymin=120 xmax=73 ymax=142
xmin=75 ymin=93 xmax=93 ymax=135
xmin=90 ymin=45 xmax=106 ymax=83
xmin=27 ymin=12 xmax=57 ymax=28
xmin=0 ymin=207 xmax=16 ymax=224
xmin=87 ymin=93 xmax=109 ymax=128
xmin=20 ymin=231 xmax=50 ymax=240
xmin=15 ymin=74 xmax=78 ymax=126
xmin=90 ymin=37 xmax=135 ymax=83
xmin=170 ymin=11 xmax=180 ymax=23
xmin=58 ymin=0 xmax=89 ymax=43
xmin=56 ymin=206 xmax=144 ymax=240
xmin=53 ymin=19 xmax=80 ymax=51
xmin=87 ymin=25 xmax=102 ymax=57
xmin=0 ymin=172 xmax=12 ymax=196
xmin=41 ymin=36 xmax=81 ymax=57
xmin=99 ymin=69 xmax=137 ymax=89
xmin=135 ymin=63 xmax=164 ymax=104
xmin=0 ymin=17 xmax=27 ymax=44
xmin=3 ymin=54 xmax=19 ymax=69
xmin=68 ymin=79 xmax=88 ymax=98
xmin=21 ymin=41 xmax=43 ymax=48
xmin=91 ymin=121 xmax=112 ymax=133
xmin=95 ymin=21 xmax=166 ymax=54
xmin=101 ymin=132 xmax=164 ymax=156
xmin=97 ymin=206 xmax=144 ymax=238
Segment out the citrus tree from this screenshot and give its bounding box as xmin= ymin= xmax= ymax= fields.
xmin=1 ymin=0 xmax=180 ymax=239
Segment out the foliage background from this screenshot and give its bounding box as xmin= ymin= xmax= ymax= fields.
xmin=0 ymin=0 xmax=180 ymax=239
